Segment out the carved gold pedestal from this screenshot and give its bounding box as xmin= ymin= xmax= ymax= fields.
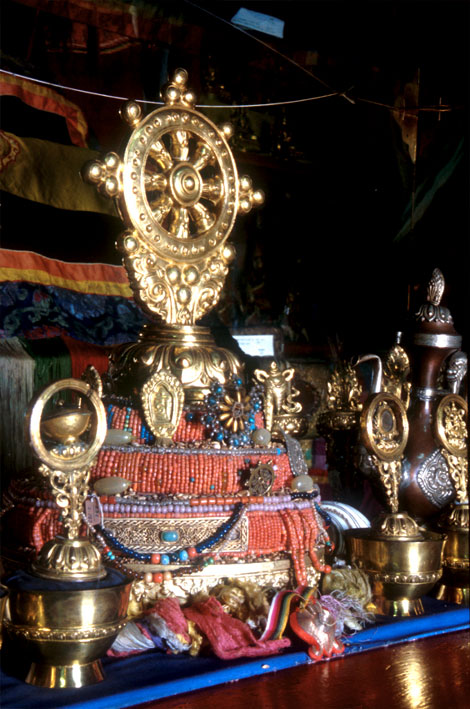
xmin=345 ymin=512 xmax=445 ymax=617
xmin=109 ymin=323 xmax=243 ymax=406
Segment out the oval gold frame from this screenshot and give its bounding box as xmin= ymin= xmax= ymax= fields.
xmin=360 ymin=392 xmax=409 ymax=462
xmin=435 ymin=393 xmax=468 ymax=458
xmin=27 ymin=378 xmax=107 ymax=472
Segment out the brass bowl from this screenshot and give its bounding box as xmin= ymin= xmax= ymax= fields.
xmin=4 ymin=575 xmax=131 ymax=688
xmin=434 ymin=503 xmax=469 ymax=605
xmin=345 ymin=527 xmax=445 ymax=616
xmin=41 ymin=408 xmax=91 ymax=444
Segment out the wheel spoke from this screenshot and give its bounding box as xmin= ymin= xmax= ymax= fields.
xmin=169 ymin=130 xmax=189 ymax=161
xmin=169 ymin=206 xmax=190 ymax=239
xmin=149 ymin=141 xmax=173 ymax=171
xmin=201 ymin=176 xmax=224 ymax=204
xmin=192 ymin=141 xmax=215 ymax=171
xmin=144 ymin=172 xmax=168 ymax=191
xmin=190 ymin=202 xmax=216 ymax=234
xmin=149 ymin=194 xmax=173 ymax=222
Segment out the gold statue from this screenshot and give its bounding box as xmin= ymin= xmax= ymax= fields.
xmin=253 ymin=361 xmax=302 ymax=432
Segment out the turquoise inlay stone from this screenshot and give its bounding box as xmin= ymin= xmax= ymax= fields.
xmin=161 ymin=530 xmax=179 ymax=542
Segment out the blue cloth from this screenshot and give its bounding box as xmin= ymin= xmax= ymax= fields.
xmin=4 ymin=568 xmax=128 ymax=592
xmin=1 ymin=598 xmax=468 ymax=709
xmin=0 ymin=282 xmax=149 ymax=345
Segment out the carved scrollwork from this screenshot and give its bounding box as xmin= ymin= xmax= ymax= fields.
xmin=3 ymin=619 xmax=128 ymax=641
xmin=325 ymin=362 xmax=363 ymax=412
xmin=38 ymin=464 xmax=90 ymax=539
xmin=383 ymin=344 xmax=411 ymax=408
xmin=416 ymin=449 xmax=455 ymax=508
xmin=435 ymin=394 xmax=468 ymax=458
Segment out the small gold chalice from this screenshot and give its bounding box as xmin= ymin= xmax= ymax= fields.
xmin=4 ymin=378 xmax=132 ymax=688
xmin=345 ymin=392 xmax=446 ymax=616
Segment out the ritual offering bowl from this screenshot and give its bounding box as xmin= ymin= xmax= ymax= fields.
xmin=41 ymin=406 xmax=92 ymax=444
xmin=345 ymin=512 xmax=445 ymax=616
xmin=434 ymin=502 xmax=469 ymax=605
xmin=4 ymin=570 xmax=131 ymax=688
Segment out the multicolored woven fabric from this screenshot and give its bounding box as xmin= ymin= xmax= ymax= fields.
xmin=0 ymin=248 xmax=149 ymax=344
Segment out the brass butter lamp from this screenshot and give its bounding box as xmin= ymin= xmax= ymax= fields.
xmin=345 ymin=391 xmax=446 ymax=616
xmin=4 ymin=379 xmax=132 ymax=688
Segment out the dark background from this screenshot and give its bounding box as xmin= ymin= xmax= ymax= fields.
xmin=1 ymin=0 xmax=468 ymax=356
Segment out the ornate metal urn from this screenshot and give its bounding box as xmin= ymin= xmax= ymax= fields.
xmin=3 ymin=379 xmax=132 ymax=688
xmin=319 ymin=269 xmax=467 ymax=524
xmin=82 ymin=68 xmax=264 ymax=442
xmin=344 ymin=388 xmax=446 ymax=616
xmin=399 ymin=269 xmax=466 ymax=519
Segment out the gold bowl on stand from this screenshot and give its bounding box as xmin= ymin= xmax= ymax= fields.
xmin=345 ymin=512 xmax=445 ymax=616
xmin=434 ymin=502 xmax=469 ymax=605
xmin=4 ymin=574 xmax=131 ymax=688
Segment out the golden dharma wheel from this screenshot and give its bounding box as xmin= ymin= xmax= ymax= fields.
xmin=83 ymin=68 xmax=263 ymax=326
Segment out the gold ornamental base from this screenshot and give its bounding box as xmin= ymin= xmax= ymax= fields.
xmin=109 ymin=323 xmax=243 ymax=404
xmin=433 ymin=503 xmax=469 ymax=606
xmin=434 ymin=582 xmax=469 ymax=606
xmin=25 ymin=659 xmax=105 ymax=689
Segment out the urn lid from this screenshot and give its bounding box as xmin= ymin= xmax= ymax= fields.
xmin=408 ymin=268 xmax=462 ymax=349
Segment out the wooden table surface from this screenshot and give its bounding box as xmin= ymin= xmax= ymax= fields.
xmin=129 ymin=629 xmax=469 ymax=709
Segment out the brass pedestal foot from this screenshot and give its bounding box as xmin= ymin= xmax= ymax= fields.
xmin=25 ymin=659 xmax=105 ymax=688
xmin=371 ymin=596 xmax=425 ymax=617
xmin=434 ymin=582 xmax=469 ymax=606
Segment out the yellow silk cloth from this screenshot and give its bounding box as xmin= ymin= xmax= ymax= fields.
xmin=0 ymin=130 xmax=116 ymax=215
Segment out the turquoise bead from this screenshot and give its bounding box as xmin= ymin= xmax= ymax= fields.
xmin=161 ymin=530 xmax=179 ymax=542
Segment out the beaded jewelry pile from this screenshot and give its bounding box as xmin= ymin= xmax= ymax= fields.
xmin=4 ymin=374 xmax=333 ymax=601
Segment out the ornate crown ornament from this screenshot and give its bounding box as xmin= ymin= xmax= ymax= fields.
xmin=82 ymin=69 xmax=264 ymax=411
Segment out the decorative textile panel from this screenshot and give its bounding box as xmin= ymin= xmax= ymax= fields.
xmin=0 ymin=248 xmax=149 ymax=344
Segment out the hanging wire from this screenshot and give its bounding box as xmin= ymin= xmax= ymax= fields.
xmin=0 ymin=69 xmax=458 ymax=115
xmin=0 ymin=2 xmax=461 ymax=115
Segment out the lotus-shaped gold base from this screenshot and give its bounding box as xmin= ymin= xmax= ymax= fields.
xmin=32 ymin=537 xmax=106 ymax=581
xmin=345 ymin=512 xmax=445 ymax=616
xmin=109 ymin=323 xmax=243 ymax=405
xmin=4 ymin=573 xmax=131 ymax=688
